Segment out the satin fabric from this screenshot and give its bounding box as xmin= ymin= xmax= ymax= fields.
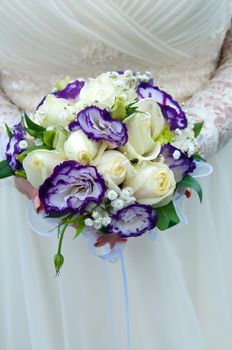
xmin=0 ymin=140 xmax=232 ymax=350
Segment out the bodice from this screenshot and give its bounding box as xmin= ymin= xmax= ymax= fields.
xmin=0 ymin=0 xmax=231 ymax=111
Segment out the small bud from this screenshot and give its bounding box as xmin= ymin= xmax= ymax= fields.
xmin=54 ymin=253 xmax=64 ymax=275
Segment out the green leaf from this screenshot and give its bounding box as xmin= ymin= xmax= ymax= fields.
xmin=15 ymin=170 xmax=27 ymax=179
xmin=43 ymin=130 xmax=56 ymax=148
xmin=193 ymin=122 xmax=204 ymax=138
xmin=53 ymin=129 xmax=68 ymax=153
xmin=4 ymin=123 xmax=13 ymax=138
xmin=45 ymin=213 xmax=69 ymax=219
xmin=125 ymin=102 xmax=138 ymax=118
xmin=23 ymin=113 xmax=46 ymax=138
xmin=176 ymin=175 xmax=203 ymax=202
xmin=156 ymin=201 xmax=180 ymax=231
xmin=192 ymin=154 xmax=206 ymax=162
xmin=110 ymin=97 xmax=126 ymax=120
xmin=0 ymin=160 xmax=14 ymax=179
xmin=73 ymin=216 xmax=85 ymax=239
xmin=17 ymin=145 xmax=52 ymax=163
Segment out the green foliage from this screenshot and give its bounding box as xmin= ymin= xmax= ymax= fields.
xmin=125 ymin=102 xmax=138 ymax=117
xmin=15 ymin=170 xmax=27 ymax=179
xmin=176 ymin=175 xmax=203 ymax=202
xmin=0 ymin=160 xmax=14 ymax=179
xmin=54 ymin=76 xmax=71 ymax=91
xmin=4 ymin=123 xmax=13 ymax=138
xmin=192 ymin=153 xmax=206 ymax=162
xmin=155 ymin=124 xmax=174 ymax=144
xmin=16 ymin=145 xmax=52 ymax=163
xmin=43 ymin=130 xmax=56 ymax=147
xmin=23 ymin=113 xmax=46 ymax=138
xmin=53 ymin=129 xmax=68 ymax=153
xmin=73 ymin=216 xmax=85 ymax=239
xmin=110 ymin=97 xmax=126 ymax=120
xmin=193 ymin=122 xmax=204 ymax=138
xmin=156 ymin=201 xmax=180 ymax=231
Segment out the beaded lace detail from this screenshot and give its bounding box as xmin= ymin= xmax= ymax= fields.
xmin=185 ymin=26 xmax=232 ymax=158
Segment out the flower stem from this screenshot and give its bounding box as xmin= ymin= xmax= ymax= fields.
xmin=57 ymin=222 xmax=68 ymax=255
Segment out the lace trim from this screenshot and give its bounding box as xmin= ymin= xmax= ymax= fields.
xmin=185 ymin=24 xmax=232 ymax=158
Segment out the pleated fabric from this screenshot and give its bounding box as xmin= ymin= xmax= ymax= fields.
xmin=0 ymin=140 xmax=232 ymax=350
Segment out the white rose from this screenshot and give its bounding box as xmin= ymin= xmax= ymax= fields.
xmin=135 ymin=98 xmax=165 ymax=138
xmin=96 ymin=150 xmax=136 ymax=185
xmin=64 ymin=129 xmax=99 ymax=165
xmin=23 ymin=150 xmax=66 ymax=188
xmin=34 ymin=95 xmax=75 ymax=128
xmin=80 ymin=77 xmax=116 ymax=108
xmin=125 ymin=162 xmax=176 ymax=207
xmin=119 ymin=98 xmax=163 ymax=161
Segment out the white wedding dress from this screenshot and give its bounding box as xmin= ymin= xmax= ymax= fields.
xmin=0 ymin=1 xmax=232 ymax=349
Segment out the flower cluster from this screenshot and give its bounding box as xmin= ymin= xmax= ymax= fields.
xmin=0 ymin=70 xmax=211 ymax=273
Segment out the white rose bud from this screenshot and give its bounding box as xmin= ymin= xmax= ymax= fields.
xmin=96 ymin=150 xmax=136 ymax=185
xmin=34 ymin=95 xmax=75 ymax=128
xmin=119 ymin=98 xmax=163 ymax=161
xmin=135 ymin=98 xmax=164 ymax=138
xmin=80 ymin=77 xmax=116 ymax=108
xmin=125 ymin=162 xmax=176 ymax=207
xmin=64 ymin=129 xmax=99 ymax=165
xmin=23 ymin=150 xmax=66 ymax=188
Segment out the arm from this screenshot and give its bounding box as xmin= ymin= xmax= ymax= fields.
xmin=185 ymin=25 xmax=232 ymax=158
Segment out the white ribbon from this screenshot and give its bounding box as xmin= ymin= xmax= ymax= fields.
xmin=27 ymin=200 xmax=60 ymax=236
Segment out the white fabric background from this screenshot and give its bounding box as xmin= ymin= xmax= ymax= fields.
xmin=0 ymin=142 xmax=232 ymax=350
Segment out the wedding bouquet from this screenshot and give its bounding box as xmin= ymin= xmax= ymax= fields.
xmin=0 ymin=71 xmax=211 ymax=273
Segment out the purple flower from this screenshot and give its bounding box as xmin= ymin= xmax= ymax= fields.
xmin=107 ymin=204 xmax=157 ymax=238
xmin=53 ymin=80 xmax=85 ymax=100
xmin=68 ymin=120 xmax=80 ymax=132
xmin=76 ymin=106 xmax=128 ymax=146
xmin=39 ymin=160 xmax=106 ymax=215
xmin=160 ymin=144 xmax=196 ymax=182
xmin=5 ymin=122 xmax=27 ymax=170
xmin=137 ymin=82 xmax=187 ymax=130
xmin=36 ymin=80 xmax=85 ymax=110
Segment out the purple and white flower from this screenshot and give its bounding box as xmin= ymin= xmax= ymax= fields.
xmin=76 ymin=106 xmax=128 ymax=147
xmin=39 ymin=160 xmax=107 ymax=214
xmin=137 ymin=82 xmax=187 ymax=130
xmin=5 ymin=122 xmax=27 ymax=170
xmin=107 ymin=203 xmax=157 ymax=238
xmin=53 ymin=80 xmax=85 ymax=100
xmin=36 ymin=80 xmax=85 ymax=110
xmin=159 ymin=144 xmax=196 ymax=182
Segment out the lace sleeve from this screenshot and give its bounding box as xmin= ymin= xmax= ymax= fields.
xmin=185 ymin=24 xmax=232 ymax=158
xmin=0 ymin=87 xmax=21 ymax=160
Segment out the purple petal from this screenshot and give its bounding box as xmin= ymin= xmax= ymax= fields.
xmin=107 ymin=204 xmax=157 ymax=238
xmin=137 ymin=83 xmax=187 ymax=130
xmin=36 ymin=80 xmax=85 ymax=111
xmin=39 ymin=160 xmax=106 ymax=215
xmin=77 ymin=106 xmax=128 ymax=146
xmin=53 ymin=80 xmax=85 ymax=100
xmin=160 ymin=144 xmax=196 ymax=182
xmin=5 ymin=122 xmax=26 ymax=170
xmin=68 ymin=121 xmax=80 ymax=132
xmin=36 ymin=96 xmax=46 ymax=110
